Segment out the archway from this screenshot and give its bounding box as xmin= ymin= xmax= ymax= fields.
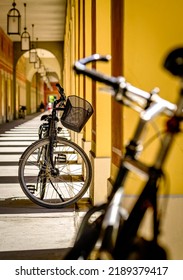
xmin=15 ymin=48 xmax=61 ymax=116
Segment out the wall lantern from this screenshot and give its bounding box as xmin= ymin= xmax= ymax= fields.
xmin=21 ymin=3 xmax=30 ymax=51
xmin=7 ymin=0 xmax=21 ymax=35
xmin=29 ymin=24 xmax=37 ymax=63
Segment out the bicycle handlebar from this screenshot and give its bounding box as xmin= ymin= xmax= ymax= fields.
xmin=74 ymin=54 xmax=121 ymax=89
xmin=74 ymin=54 xmax=153 ymax=101
xmin=56 ymin=83 xmax=66 ymax=101
xmin=74 ymin=54 xmax=176 ymax=116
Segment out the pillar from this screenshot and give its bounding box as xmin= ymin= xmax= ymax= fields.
xmin=90 ymin=0 xmax=111 ymax=204
xmin=108 ymin=0 xmax=124 ymax=193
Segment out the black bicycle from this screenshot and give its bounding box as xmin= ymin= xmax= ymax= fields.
xmin=18 ymin=84 xmax=93 ymax=208
xmin=64 ymin=47 xmax=183 ymax=259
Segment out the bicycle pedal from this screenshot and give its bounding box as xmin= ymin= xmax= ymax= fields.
xmin=27 ymin=185 xmax=36 ymax=194
xmin=56 ymin=154 xmax=67 ymax=163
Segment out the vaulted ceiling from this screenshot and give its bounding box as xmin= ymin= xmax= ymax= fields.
xmin=0 ymin=0 xmax=67 ymax=42
xmin=0 ymin=0 xmax=67 ymax=84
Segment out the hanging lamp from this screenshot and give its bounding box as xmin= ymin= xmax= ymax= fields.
xmin=21 ymin=3 xmax=30 ymax=51
xmin=34 ymin=38 xmax=40 ymax=68
xmin=29 ymin=24 xmax=37 ymax=63
xmin=34 ymin=56 xmax=41 ymax=69
xmin=7 ymin=0 xmax=21 ymax=35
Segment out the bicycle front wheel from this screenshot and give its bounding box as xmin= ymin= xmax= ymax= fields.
xmin=18 ymin=137 xmax=92 ymax=208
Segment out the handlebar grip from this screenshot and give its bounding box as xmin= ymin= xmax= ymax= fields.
xmin=77 ymin=54 xmax=111 ymax=65
xmin=74 ymin=60 xmax=121 ymax=89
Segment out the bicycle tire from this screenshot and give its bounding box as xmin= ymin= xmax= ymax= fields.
xmin=18 ymin=137 xmax=92 ymax=208
xmin=64 ymin=207 xmax=104 ymax=259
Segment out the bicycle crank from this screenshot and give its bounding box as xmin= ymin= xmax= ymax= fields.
xmin=50 ymin=168 xmax=60 ymax=177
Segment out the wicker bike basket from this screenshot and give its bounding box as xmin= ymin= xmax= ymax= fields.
xmin=61 ymin=95 xmax=94 ymax=132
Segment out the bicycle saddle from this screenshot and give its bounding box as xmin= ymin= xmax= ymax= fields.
xmin=164 ymin=47 xmax=183 ymax=77
xmin=41 ymin=114 xmax=49 ymax=121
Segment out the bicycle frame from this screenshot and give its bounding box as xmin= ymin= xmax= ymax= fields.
xmin=35 ymin=85 xmax=67 ymax=203
xmin=39 ymin=85 xmax=66 ymax=171
xmin=66 ymin=50 xmax=183 ymax=259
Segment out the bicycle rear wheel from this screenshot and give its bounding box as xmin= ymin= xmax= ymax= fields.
xmin=18 ymin=137 xmax=92 ymax=208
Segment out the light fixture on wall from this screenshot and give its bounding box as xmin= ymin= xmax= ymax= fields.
xmin=21 ymin=3 xmax=30 ymax=51
xmin=7 ymin=0 xmax=21 ymax=35
xmin=29 ymin=24 xmax=37 ymax=63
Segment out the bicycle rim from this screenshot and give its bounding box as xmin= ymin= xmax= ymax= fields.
xmin=18 ymin=137 xmax=92 ymax=208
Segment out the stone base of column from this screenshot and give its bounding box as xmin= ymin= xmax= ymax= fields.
xmin=90 ymin=151 xmax=111 ymax=205
xmin=81 ymin=139 xmax=91 ymax=158
xmin=76 ymin=132 xmax=83 ymax=147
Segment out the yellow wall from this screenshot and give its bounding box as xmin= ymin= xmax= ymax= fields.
xmin=123 ymin=0 xmax=183 ymax=195
xmin=83 ymin=0 xmax=92 ymax=142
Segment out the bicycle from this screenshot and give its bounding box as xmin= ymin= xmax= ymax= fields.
xmin=18 ymin=105 xmax=26 ymax=119
xmin=64 ymin=47 xmax=183 ymax=259
xmin=18 ymin=83 xmax=93 ymax=209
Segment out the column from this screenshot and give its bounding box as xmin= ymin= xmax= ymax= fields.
xmin=90 ymin=0 xmax=111 ymax=204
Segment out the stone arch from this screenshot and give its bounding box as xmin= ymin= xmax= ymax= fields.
xmin=14 ymin=45 xmax=62 ymax=117
xmin=13 ymin=41 xmax=64 ymax=80
xmin=22 ymin=48 xmax=61 ymax=82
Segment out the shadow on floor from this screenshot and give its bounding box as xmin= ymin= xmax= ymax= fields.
xmin=0 ymin=248 xmax=71 ymax=260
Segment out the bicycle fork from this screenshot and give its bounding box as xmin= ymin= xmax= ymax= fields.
xmin=93 ymin=187 xmax=129 ymax=259
xmin=113 ymin=167 xmax=162 ymax=259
